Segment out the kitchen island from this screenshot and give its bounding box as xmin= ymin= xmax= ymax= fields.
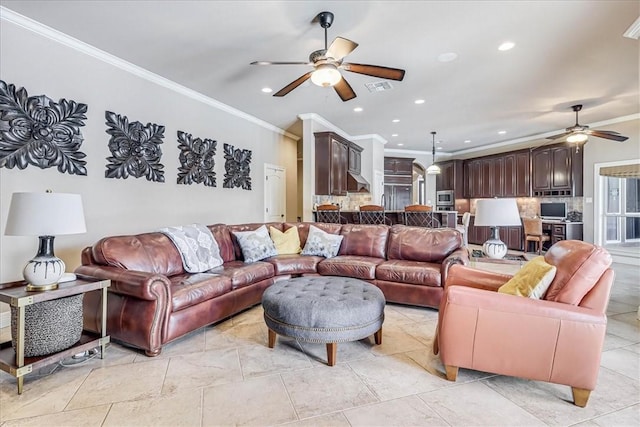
xmin=313 ymin=210 xmax=458 ymax=228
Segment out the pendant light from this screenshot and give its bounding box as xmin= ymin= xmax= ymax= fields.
xmin=426 ymin=131 xmax=441 ymax=175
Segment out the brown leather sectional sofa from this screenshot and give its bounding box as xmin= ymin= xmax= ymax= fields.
xmin=76 ymin=222 xmax=468 ymax=356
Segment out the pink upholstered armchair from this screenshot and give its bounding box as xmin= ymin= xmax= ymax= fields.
xmin=433 ymin=240 xmax=614 ymax=407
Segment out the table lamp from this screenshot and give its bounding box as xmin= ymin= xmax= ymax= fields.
xmin=474 ymin=198 xmax=521 ymax=259
xmin=4 ymin=191 xmax=86 ymax=291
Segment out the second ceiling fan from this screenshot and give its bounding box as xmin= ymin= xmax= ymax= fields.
xmin=251 ymin=11 xmax=405 ymax=102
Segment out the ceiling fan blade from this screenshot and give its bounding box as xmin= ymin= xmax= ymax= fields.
xmin=251 ymin=61 xmax=312 ymax=66
xmin=273 ymin=72 xmax=313 ymax=97
xmin=333 ymin=77 xmax=356 ymax=102
xmin=326 ymin=37 xmax=358 ymax=60
xmin=546 ymin=131 xmax=572 ymax=140
xmin=342 ymin=63 xmax=406 ymax=81
xmin=587 ymin=130 xmax=629 ymax=142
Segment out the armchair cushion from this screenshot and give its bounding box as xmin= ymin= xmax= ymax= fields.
xmin=269 ymin=226 xmax=301 ymax=255
xmin=498 ymin=256 xmax=556 ymax=299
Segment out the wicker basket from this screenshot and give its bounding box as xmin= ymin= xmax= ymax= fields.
xmin=10 ymin=294 xmax=83 ymax=357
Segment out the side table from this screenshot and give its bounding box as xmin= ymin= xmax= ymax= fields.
xmin=0 ymin=276 xmax=110 ymax=394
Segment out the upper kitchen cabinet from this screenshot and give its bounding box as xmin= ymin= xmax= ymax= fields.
xmin=531 ymin=143 xmax=583 ymax=197
xmin=315 ymin=132 xmax=369 ymax=195
xmin=463 ymin=150 xmax=530 ymax=199
xmin=384 ymin=157 xmax=414 ymax=175
xmin=436 ymin=160 xmax=464 ymax=199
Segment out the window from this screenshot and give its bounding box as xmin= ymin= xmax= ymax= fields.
xmin=604 ymin=176 xmax=640 ymax=244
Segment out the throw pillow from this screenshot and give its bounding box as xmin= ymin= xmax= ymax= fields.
xmin=301 ymin=225 xmax=344 ymax=258
xmin=498 ymin=256 xmax=557 ymax=299
xmin=269 ymin=226 xmax=301 ymax=255
xmin=232 ymin=225 xmax=277 ymax=263
xmin=159 ymin=224 xmax=223 ymax=273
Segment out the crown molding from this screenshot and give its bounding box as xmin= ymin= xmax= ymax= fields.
xmin=0 ymin=6 xmax=300 ymax=142
xmin=298 ymin=113 xmax=388 ymax=144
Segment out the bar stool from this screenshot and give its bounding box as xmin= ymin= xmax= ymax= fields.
xmin=358 ymin=205 xmax=390 ymax=225
xmin=403 ymin=204 xmax=440 ymax=228
xmin=316 ymin=204 xmax=344 ymax=224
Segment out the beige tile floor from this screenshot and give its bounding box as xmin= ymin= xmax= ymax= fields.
xmin=0 ymin=261 xmax=638 ymax=426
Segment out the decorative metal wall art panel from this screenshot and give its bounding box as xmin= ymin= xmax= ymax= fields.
xmin=223 ymin=143 xmax=252 ymax=190
xmin=104 ymin=111 xmax=165 ymax=182
xmin=176 ymin=131 xmax=216 ymax=187
xmin=0 ymin=80 xmax=88 ymax=175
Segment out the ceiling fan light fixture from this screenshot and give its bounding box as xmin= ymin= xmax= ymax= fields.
xmin=567 ymin=132 xmax=588 ymax=143
xmin=311 ymin=64 xmax=342 ymax=87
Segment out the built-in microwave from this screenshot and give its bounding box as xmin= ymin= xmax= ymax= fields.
xmin=436 ymin=190 xmax=454 ymax=205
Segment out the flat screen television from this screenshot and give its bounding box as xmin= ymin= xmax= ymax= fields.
xmin=540 ymin=202 xmax=567 ymax=220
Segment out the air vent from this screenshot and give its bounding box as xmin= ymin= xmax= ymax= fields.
xmin=365 ymin=81 xmax=394 ymax=92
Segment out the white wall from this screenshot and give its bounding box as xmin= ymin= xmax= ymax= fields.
xmin=582 ymin=118 xmax=640 ymax=243
xmin=0 ymin=19 xmax=298 ymax=289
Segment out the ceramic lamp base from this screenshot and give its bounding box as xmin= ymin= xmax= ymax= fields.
xmin=482 ymin=238 xmax=508 ymax=259
xmin=23 ymin=236 xmax=65 ymax=291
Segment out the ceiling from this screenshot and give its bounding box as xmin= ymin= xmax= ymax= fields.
xmin=2 ymin=1 xmax=638 ymax=155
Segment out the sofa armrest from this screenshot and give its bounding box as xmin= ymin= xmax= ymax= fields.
xmin=445 ymin=264 xmax=513 ymax=292
xmin=75 ymin=265 xmax=172 ymax=302
xmin=440 ymin=247 xmax=470 ymax=282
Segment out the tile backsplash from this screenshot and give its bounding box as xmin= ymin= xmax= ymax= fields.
xmin=313 ymin=193 xmax=373 ymax=211
xmin=469 ymin=197 xmax=583 ymax=218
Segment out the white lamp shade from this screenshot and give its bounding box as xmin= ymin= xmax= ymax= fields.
xmin=5 ymin=192 xmax=86 ymax=236
xmin=474 ymin=198 xmax=521 ymax=227
xmin=426 ymin=164 xmax=441 ymax=175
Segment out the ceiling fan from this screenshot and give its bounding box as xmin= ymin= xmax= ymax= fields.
xmin=250 ymin=11 xmax=405 ymax=102
xmin=547 ymin=104 xmax=628 ymax=143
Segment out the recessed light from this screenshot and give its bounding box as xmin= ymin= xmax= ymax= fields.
xmin=261 ymin=87 xmax=273 ymax=93
xmin=438 ymin=52 xmax=458 ymax=62
xmin=392 ymin=119 xmax=400 ymax=123
xmin=353 ymin=107 xmax=363 ymax=112
xmin=391 ymin=133 xmax=398 ymax=137
xmin=464 ymin=139 xmax=471 ymax=143
xmin=398 ymin=143 xmax=404 ymax=146
xmin=437 ymin=147 xmax=443 ymax=150
xmin=498 ymin=130 xmax=507 ymax=135
xmin=498 ymin=41 xmax=515 ymax=51
xmin=414 ymin=99 xmax=425 ymax=104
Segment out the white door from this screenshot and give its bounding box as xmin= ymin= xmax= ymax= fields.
xmin=264 ymin=164 xmax=286 ymax=222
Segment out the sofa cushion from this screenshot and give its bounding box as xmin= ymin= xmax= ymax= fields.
xmin=232 ymin=225 xmax=278 ymax=263
xmin=208 ymin=224 xmax=236 ymax=263
xmin=283 ymin=222 xmax=342 ymax=248
xmin=317 ymin=255 xmax=384 ymax=280
xmin=498 ymin=256 xmax=556 ymax=299
xmin=208 ymin=260 xmax=275 ymax=289
xmin=338 ymin=224 xmax=389 ymax=259
xmin=376 ymin=259 xmax=442 ymax=287
xmin=543 ymin=240 xmax=612 ymax=305
xmin=264 ymin=254 xmax=324 ymax=276
xmin=387 ymin=225 xmax=462 ymax=262
xmin=169 ymin=273 xmax=233 ymax=311
xmin=301 ymin=225 xmax=344 ymax=258
xmin=269 ymin=226 xmax=301 ymax=255
xmin=91 ymin=232 xmax=184 ymax=276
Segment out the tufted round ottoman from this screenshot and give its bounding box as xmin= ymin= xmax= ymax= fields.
xmin=262 ymin=276 xmax=385 ymax=366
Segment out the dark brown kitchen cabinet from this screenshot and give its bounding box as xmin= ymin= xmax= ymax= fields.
xmin=464 ymin=149 xmax=531 ymax=199
xmin=531 ymin=143 xmax=583 ymax=197
xmin=315 ymin=132 xmax=349 ymax=196
xmin=348 ymin=143 xmax=362 ymax=175
xmin=384 ymin=157 xmax=414 ymax=175
xmin=467 ymin=215 xmax=523 ymax=251
xmin=436 ymin=160 xmax=464 ymax=199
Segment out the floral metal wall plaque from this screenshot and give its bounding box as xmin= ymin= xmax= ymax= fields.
xmin=104 ymin=111 xmax=165 ymax=182
xmin=223 ymin=143 xmax=252 ymax=190
xmin=0 ymin=80 xmax=88 ymax=175
xmin=177 ymin=131 xmax=216 ymax=187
